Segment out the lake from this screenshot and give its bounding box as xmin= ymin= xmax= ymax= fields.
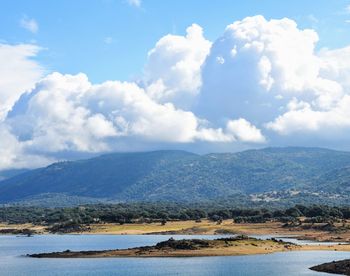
xmin=1 ymin=234 xmax=349 ymax=275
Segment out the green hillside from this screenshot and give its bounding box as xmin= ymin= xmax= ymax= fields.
xmin=0 ymin=147 xmax=350 ymax=205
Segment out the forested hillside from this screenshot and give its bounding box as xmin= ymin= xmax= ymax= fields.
xmin=1 ymin=147 xmax=350 ymax=205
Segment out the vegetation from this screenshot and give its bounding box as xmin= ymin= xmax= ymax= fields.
xmin=1 ymin=148 xmax=350 ymax=205
xmin=1 ymin=203 xmax=350 ymax=228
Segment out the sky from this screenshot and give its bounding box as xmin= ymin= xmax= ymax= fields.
xmin=1 ymin=0 xmax=350 ymax=170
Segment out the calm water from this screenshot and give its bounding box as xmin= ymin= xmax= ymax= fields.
xmin=0 ymin=234 xmax=349 ymax=275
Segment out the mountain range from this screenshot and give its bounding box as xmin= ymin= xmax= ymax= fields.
xmin=1 ymin=147 xmax=350 ymax=206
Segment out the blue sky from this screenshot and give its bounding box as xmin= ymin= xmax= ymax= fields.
xmin=1 ymin=0 xmax=350 ymax=169
xmin=1 ymin=0 xmax=350 ymax=83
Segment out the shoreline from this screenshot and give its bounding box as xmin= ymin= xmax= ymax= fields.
xmin=27 ymin=236 xmax=350 ymax=258
xmin=2 ymin=220 xmax=350 ymax=243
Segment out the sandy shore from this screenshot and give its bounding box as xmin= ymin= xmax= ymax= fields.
xmin=79 ymin=220 xmax=350 ymax=242
xmin=2 ymin=220 xmax=350 ymax=242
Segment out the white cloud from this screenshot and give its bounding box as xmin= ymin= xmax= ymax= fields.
xmin=0 ymin=125 xmax=52 ymax=170
xmin=266 ymin=96 xmax=350 ymax=135
xmin=0 ymin=23 xmax=265 ymax=169
xmin=20 ymin=17 xmax=39 ymax=33
xmin=144 ymin=24 xmax=212 ymax=108
xmin=6 ymin=72 xmax=264 ymax=161
xmin=195 ymin=118 xmax=265 ymax=143
xmin=0 ymin=44 xmax=44 ymax=121
xmin=9 ymin=73 xmax=115 ymax=153
xmin=3 ymin=15 xmax=350 ymax=169
xmin=265 ymin=44 xmax=350 ymax=135
xmin=198 ymin=15 xmax=330 ymax=123
xmin=319 ymin=46 xmax=350 ymax=91
xmin=226 ymin=118 xmax=266 ymax=143
xmin=194 ymin=15 xmax=350 ymax=145
xmin=127 ymin=0 xmax=141 ymax=8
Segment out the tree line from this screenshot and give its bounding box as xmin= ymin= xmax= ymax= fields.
xmin=1 ymin=203 xmax=350 ymax=226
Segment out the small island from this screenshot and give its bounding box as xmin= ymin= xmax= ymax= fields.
xmin=28 ymin=236 xmax=297 ymax=258
xmin=28 ymin=235 xmax=350 ymax=258
xmin=310 ymin=259 xmax=350 ymax=275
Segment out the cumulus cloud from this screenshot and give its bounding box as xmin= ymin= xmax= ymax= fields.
xmin=20 ymin=17 xmax=39 ymax=33
xmin=266 ymin=95 xmax=350 ymax=135
xmin=319 ymin=46 xmax=350 ymax=91
xmin=226 ymin=118 xmax=266 ymax=143
xmin=265 ymin=45 xmax=350 ymax=135
xmin=0 ymin=24 xmax=264 ymax=169
xmin=3 ymin=15 xmax=350 ymax=169
xmin=196 ymin=118 xmax=265 ymax=143
xmin=194 ymin=15 xmax=350 ymax=144
xmin=0 ymin=44 xmax=44 ymax=120
xmin=197 ymin=15 xmax=332 ymax=122
xmin=5 ymin=72 xmax=263 ymax=164
xmin=144 ymin=24 xmax=212 ymax=108
xmin=0 ymin=125 xmax=52 ymax=170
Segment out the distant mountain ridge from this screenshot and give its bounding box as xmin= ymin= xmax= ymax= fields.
xmin=1 ymin=147 xmax=350 ymax=206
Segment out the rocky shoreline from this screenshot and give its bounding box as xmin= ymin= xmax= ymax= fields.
xmin=310 ymin=259 xmax=350 ymax=275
